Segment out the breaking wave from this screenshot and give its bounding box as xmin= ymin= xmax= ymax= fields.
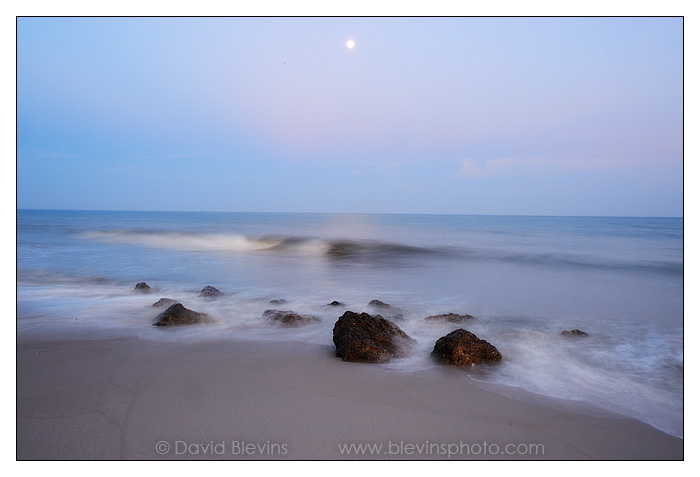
xmin=78 ymin=229 xmax=682 ymax=275
xmin=79 ymin=230 xmax=442 ymax=259
xmin=80 ymin=230 xmax=286 ymax=252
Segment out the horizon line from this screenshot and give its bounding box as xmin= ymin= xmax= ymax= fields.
xmin=15 ymin=208 xmax=684 ymax=220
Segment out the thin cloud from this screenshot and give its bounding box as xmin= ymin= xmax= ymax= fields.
xmin=457 ymin=156 xmax=647 ymax=178
xmin=458 ymin=159 xmax=480 ymax=176
xmin=458 ymin=158 xmax=522 ymax=177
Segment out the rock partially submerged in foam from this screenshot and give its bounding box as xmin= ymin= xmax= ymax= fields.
xmin=134 ymin=282 xmax=152 ymax=293
xmin=431 ymin=329 xmax=502 ymax=366
xmin=199 ymin=286 xmax=223 ymax=298
xmin=327 ymin=300 xmax=345 ymax=307
xmin=333 ymin=311 xmax=415 ymax=363
xmin=268 ymin=299 xmax=287 ymax=305
xmin=152 ymin=298 xmax=179 ymax=307
xmin=263 ymin=309 xmax=320 ymax=327
xmin=425 ymin=313 xmax=474 ymax=323
xmin=367 ymin=299 xmax=404 ymax=321
xmin=153 ymin=303 xmax=213 ymax=327
xmin=561 ymin=329 xmax=589 ymax=337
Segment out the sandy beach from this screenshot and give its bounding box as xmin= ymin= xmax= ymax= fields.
xmin=16 ymin=334 xmax=683 ymax=460
xmin=16 ymin=14 xmax=685 ymax=464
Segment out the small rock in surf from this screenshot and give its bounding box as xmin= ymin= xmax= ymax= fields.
xmin=134 ymin=282 xmax=152 ymax=293
xmin=263 ymin=309 xmax=320 ymax=327
xmin=425 ymin=313 xmax=474 ymax=323
xmin=153 ymin=303 xmax=213 ymax=326
xmin=561 ymin=329 xmax=589 ymax=337
xmin=152 ymin=298 xmax=179 ymax=307
xmin=367 ymin=299 xmax=404 ymax=321
xmin=199 ymin=285 xmax=223 ymax=298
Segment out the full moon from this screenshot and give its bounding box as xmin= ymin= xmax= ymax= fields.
xmin=346 ymin=39 xmax=355 ymax=49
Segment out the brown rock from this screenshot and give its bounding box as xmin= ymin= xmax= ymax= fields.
xmin=134 ymin=282 xmax=152 ymax=293
xmin=263 ymin=309 xmax=319 ymax=327
xmin=333 ymin=311 xmax=415 ymax=363
xmin=199 ymin=286 xmax=222 ymax=298
xmin=367 ymin=299 xmax=404 ymax=321
xmin=431 ymin=329 xmax=502 ymax=366
xmin=152 ymin=298 xmax=179 ymax=307
xmin=561 ymin=329 xmax=589 ymax=337
xmin=425 ymin=313 xmax=474 ymax=323
xmin=153 ymin=303 xmax=212 ymax=326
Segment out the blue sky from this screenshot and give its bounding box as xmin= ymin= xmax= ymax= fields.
xmin=16 ymin=17 xmax=683 ymax=216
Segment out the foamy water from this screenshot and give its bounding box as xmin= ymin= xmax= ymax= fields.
xmin=17 ymin=210 xmax=683 ymax=437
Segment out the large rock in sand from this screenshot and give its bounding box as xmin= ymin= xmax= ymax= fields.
xmin=431 ymin=329 xmax=502 ymax=366
xmin=333 ymin=311 xmax=415 ymax=363
xmin=153 ymin=303 xmax=212 ymax=326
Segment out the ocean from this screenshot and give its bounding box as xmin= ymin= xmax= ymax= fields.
xmin=16 ymin=210 xmax=684 ymax=437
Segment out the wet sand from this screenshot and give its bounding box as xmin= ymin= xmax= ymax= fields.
xmin=16 ymin=335 xmax=683 ymax=460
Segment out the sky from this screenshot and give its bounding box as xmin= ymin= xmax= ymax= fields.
xmin=16 ymin=16 xmax=683 ymax=216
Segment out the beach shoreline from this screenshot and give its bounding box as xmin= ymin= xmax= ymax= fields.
xmin=16 ymin=332 xmax=683 ymax=460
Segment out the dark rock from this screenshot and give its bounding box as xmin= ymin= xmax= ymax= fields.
xmin=153 ymin=303 xmax=212 ymax=327
xmin=328 ymin=301 xmax=345 ymax=307
xmin=263 ymin=309 xmax=320 ymax=327
xmin=199 ymin=286 xmax=223 ymax=298
xmin=333 ymin=311 xmax=415 ymax=363
xmin=367 ymin=299 xmax=399 ymax=310
xmin=367 ymin=299 xmax=404 ymax=321
xmin=134 ymin=282 xmax=152 ymax=293
xmin=268 ymin=299 xmax=287 ymax=305
xmin=152 ymin=298 xmax=179 ymax=307
xmin=425 ymin=313 xmax=474 ymax=323
xmin=561 ymin=329 xmax=589 ymax=337
xmin=431 ymin=329 xmax=502 ymax=366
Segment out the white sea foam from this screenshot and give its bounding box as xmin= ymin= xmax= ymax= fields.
xmin=16 ymin=276 xmax=684 ymax=437
xmin=79 ymin=230 xmax=285 ymax=252
xmin=18 ymin=211 xmax=684 ymax=438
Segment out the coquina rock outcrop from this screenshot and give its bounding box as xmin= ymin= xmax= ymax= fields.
xmin=431 ymin=328 xmax=502 ymax=366
xmin=424 ymin=313 xmax=474 ymax=323
xmin=263 ymin=309 xmax=320 ymax=327
xmin=333 ymin=311 xmax=415 ymax=363
xmin=153 ymin=303 xmax=212 ymax=326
